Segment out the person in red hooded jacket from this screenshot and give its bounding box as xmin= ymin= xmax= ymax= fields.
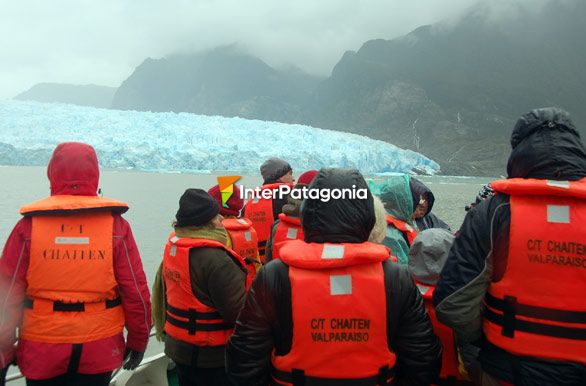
xmin=0 ymin=142 xmax=152 ymax=386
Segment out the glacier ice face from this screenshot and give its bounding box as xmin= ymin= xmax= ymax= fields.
xmin=0 ymin=100 xmax=439 ymax=175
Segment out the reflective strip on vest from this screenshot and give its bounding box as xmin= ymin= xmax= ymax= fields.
xmin=330 ymin=275 xmax=352 ymax=296
xmin=286 ymin=227 xmax=298 ymax=239
xmin=321 ymin=245 xmax=344 ymax=259
xmin=484 ymin=187 xmax=586 ymax=364
xmin=21 ymin=210 xmax=124 ymax=344
xmin=54 ymin=237 xmax=89 ymax=245
xmin=547 ymin=180 xmax=570 ymax=189
xmin=272 ymin=241 xmax=396 ymax=383
xmin=547 ymin=205 xmax=570 ymax=223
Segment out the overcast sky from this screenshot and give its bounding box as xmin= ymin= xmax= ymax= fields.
xmin=0 ymin=0 xmax=480 ymax=100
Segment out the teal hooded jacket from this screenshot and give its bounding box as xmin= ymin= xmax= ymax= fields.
xmin=369 ymin=175 xmax=416 ymax=265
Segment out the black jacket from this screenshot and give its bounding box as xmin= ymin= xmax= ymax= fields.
xmin=227 ymin=169 xmax=441 ymax=385
xmin=433 ymin=108 xmax=586 ymax=385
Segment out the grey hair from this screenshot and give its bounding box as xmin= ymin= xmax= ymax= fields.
xmin=369 ymin=195 xmax=387 ymax=244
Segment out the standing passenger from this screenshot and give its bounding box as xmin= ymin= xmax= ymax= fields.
xmin=370 ymin=175 xmax=419 ymax=265
xmin=227 ymin=168 xmax=441 ymax=385
xmin=0 ymin=142 xmax=151 ymax=386
xmin=434 ymin=108 xmax=586 ymax=386
xmin=161 ymin=189 xmax=247 ymax=386
xmin=409 ymin=229 xmax=474 ymax=384
xmin=409 ymin=177 xmax=451 ymax=231
xmin=244 ymin=157 xmax=294 ymax=262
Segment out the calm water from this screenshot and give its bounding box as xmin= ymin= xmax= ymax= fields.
xmin=0 ymin=166 xmax=491 ymax=286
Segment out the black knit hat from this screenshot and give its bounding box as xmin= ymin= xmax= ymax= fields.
xmin=175 ymin=188 xmax=220 ymax=227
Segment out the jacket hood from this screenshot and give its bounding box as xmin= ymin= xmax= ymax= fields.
xmin=281 ymin=183 xmax=306 ymax=217
xmin=301 ymin=168 xmax=374 ymax=243
xmin=507 ymin=108 xmax=586 ymax=180
xmin=369 ymin=175 xmax=413 ymax=222
xmin=47 ymin=142 xmax=100 ymax=196
xmin=408 ymin=229 xmax=454 ymax=285
xmin=409 ymin=177 xmax=434 ymax=215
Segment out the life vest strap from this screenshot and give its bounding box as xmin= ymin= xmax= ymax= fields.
xmin=485 ymin=307 xmax=586 ymax=340
xmin=165 ymin=313 xmax=233 ymax=335
xmin=259 ymin=240 xmax=267 ymax=258
xmin=485 ymin=293 xmax=586 ymax=324
xmin=271 ymin=365 xmax=395 ymax=386
xmin=166 ymin=303 xmax=223 ymax=320
xmin=244 ymin=257 xmax=262 ymax=265
xmin=24 ymin=297 xmax=121 ymax=312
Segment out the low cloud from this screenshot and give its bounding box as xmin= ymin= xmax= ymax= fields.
xmin=1 ymin=0 xmax=480 ymax=99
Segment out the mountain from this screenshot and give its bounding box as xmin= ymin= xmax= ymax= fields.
xmin=307 ymin=0 xmax=586 ymax=176
xmin=111 ymin=45 xmax=324 ymax=123
xmin=14 ymin=83 xmax=117 ymax=108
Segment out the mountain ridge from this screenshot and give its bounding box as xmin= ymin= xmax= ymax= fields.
xmin=14 ymin=83 xmax=116 ymax=108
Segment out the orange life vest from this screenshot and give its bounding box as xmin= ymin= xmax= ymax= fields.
xmin=19 ymin=195 xmax=128 ymax=344
xmin=223 ymin=217 xmax=259 ymax=282
xmin=244 ymin=182 xmax=293 ymax=262
xmin=162 ymin=234 xmax=249 ymax=346
xmin=271 ymin=213 xmax=304 ymax=261
xmin=415 ymin=282 xmax=464 ymax=382
xmin=484 ymin=178 xmax=586 ymax=364
xmin=386 ymin=214 xmax=417 ymax=246
xmin=272 ymin=240 xmax=396 ymax=385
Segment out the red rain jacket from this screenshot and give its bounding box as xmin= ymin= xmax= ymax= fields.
xmin=0 ymin=142 xmax=152 ymax=378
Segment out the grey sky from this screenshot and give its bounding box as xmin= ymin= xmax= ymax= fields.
xmin=0 ymin=0 xmax=479 ymax=100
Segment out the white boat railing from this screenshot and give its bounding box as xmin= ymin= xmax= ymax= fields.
xmin=6 ymin=330 xmax=160 ymax=384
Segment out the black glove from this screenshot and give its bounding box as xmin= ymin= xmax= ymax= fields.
xmin=123 ymin=348 xmax=144 ymax=370
xmin=1 ymin=365 xmax=8 ymax=386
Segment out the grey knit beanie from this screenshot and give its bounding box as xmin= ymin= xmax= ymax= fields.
xmin=260 ymin=157 xmax=292 ymax=184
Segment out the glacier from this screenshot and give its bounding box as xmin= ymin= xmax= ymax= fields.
xmin=0 ymin=100 xmax=439 ymax=175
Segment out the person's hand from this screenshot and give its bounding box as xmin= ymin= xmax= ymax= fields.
xmin=465 ymin=183 xmax=494 ymax=211
xmin=123 ymin=348 xmax=144 ymax=370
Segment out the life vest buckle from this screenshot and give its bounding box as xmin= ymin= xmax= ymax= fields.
xmin=502 ymin=295 xmax=518 ymax=338
xmin=187 ymin=308 xmax=198 ymax=335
